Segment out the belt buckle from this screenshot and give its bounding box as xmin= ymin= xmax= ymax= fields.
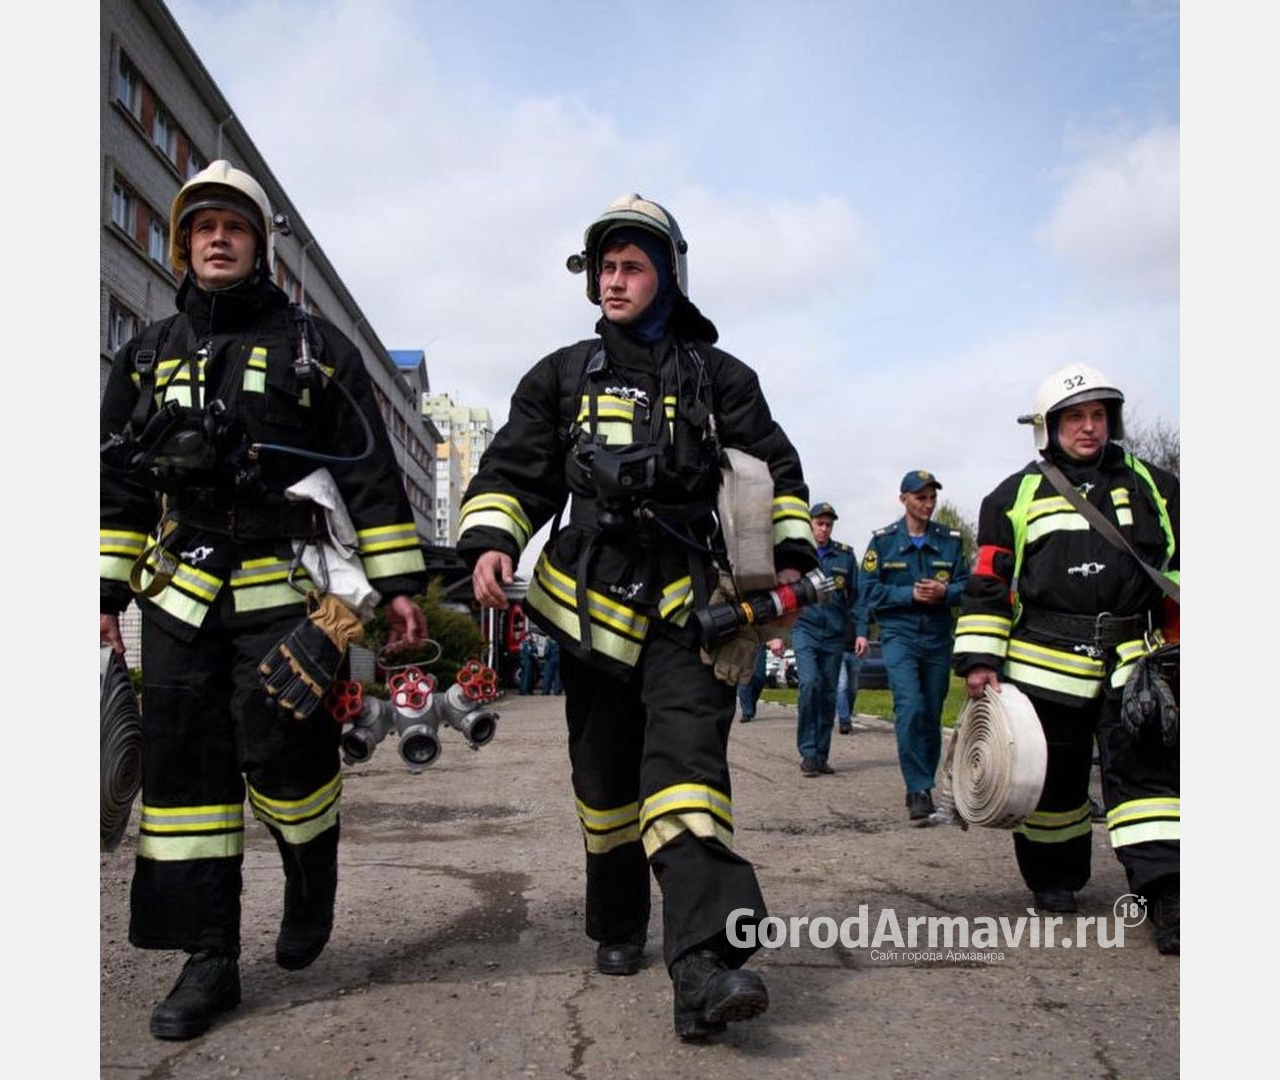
xmin=1093 ymin=610 xmax=1113 ymax=650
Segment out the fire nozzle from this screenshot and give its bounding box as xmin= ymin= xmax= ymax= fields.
xmin=692 ymin=568 xmax=838 ymax=650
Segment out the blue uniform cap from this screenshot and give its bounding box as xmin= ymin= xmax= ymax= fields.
xmin=900 ymin=470 xmax=942 ymax=494
xmin=809 ymin=502 xmax=838 ymax=520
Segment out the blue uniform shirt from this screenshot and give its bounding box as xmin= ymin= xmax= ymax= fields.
xmin=855 ymin=518 xmax=968 ymax=645
xmin=792 ymin=540 xmax=858 ymax=646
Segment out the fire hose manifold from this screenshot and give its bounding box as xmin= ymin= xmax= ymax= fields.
xmin=326 ymin=657 xmax=500 ymax=774
xmin=932 ymin=683 xmax=1047 ymax=828
xmin=101 ymin=646 xmax=144 ymax=851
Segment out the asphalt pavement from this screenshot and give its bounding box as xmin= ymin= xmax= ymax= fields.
xmin=100 ymin=690 xmax=1179 ymax=1079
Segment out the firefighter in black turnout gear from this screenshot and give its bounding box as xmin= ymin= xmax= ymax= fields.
xmin=100 ymin=161 xmax=428 ymax=1040
xmin=459 ymin=194 xmax=816 ymax=1039
xmin=953 ymin=363 xmax=1179 ymax=953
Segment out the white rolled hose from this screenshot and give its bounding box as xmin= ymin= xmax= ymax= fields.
xmin=935 ymin=683 xmax=1047 ymax=828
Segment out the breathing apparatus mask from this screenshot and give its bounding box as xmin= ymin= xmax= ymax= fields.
xmin=571 ymin=434 xmax=664 ymax=534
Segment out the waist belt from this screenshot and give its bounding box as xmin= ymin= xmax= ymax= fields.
xmin=1019 ymin=607 xmax=1148 ymax=647
xmin=168 ymin=499 xmax=320 ymax=540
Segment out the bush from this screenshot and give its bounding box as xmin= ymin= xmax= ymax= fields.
xmin=364 ymin=577 xmax=485 ymax=691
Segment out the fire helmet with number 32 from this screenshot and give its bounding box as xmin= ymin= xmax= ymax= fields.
xmin=1018 ymin=362 xmax=1126 ymax=451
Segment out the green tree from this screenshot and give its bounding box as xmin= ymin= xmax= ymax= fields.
xmin=1122 ymin=414 xmax=1179 ymax=476
xmin=935 ymin=501 xmax=976 ymax=562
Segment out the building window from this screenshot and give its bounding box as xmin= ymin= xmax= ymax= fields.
xmin=186 ymin=147 xmax=207 ymax=179
xmin=110 ymin=182 xmax=137 ymax=234
xmin=117 ymin=54 xmax=141 ymax=118
xmin=149 ymin=219 xmax=169 ymax=265
xmin=152 ymin=104 xmax=178 ymax=162
xmin=107 ymin=296 xmax=141 ymax=353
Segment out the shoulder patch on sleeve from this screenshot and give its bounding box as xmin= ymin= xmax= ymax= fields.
xmin=861 ymin=549 xmax=878 ymax=573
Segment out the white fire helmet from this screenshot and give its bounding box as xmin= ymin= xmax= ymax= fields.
xmin=169 ymin=159 xmax=275 ymax=277
xmin=1018 ymin=362 xmax=1125 ymax=451
xmin=567 ymin=193 xmax=690 ymax=304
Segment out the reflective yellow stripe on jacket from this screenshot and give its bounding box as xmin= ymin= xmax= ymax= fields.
xmin=1003 ymin=638 xmax=1105 ymax=699
xmin=773 ymin=495 xmax=814 ymax=547
xmin=458 ymin=493 xmax=533 ymax=551
xmin=952 ymin=612 xmax=1012 ymax=664
xmin=525 ymin=553 xmax=648 ymax=668
xmin=100 ymin=528 xmax=147 ymax=583
xmin=358 ymin=522 xmax=427 ymax=580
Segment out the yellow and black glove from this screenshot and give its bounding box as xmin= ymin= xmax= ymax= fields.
xmin=259 ymin=592 xmax=366 ymax=720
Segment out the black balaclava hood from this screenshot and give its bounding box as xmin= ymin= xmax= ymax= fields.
xmin=598 ymin=226 xmax=678 ymax=343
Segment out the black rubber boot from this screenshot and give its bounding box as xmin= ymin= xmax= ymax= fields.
xmin=1147 ymin=876 xmax=1179 ymax=955
xmin=150 ymin=949 xmax=241 ymax=1040
xmin=274 ymin=826 xmax=337 ymax=970
xmin=1033 ymin=889 xmax=1078 ymax=913
xmin=596 ymin=940 xmax=645 ymax=976
xmin=670 ymin=949 xmax=769 ymax=1040
xmin=276 ymin=921 xmax=333 ymax=971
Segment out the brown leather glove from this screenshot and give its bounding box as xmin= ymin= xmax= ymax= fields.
xmin=259 ymin=592 xmax=366 ymax=720
xmin=699 ymin=573 xmax=776 ymax=686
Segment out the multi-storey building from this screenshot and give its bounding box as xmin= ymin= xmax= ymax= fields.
xmin=421 ymin=393 xmax=495 ymax=545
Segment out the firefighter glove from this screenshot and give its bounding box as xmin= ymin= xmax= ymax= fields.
xmin=1119 ymin=652 xmax=1179 ymax=748
xmin=699 ymin=573 xmax=773 ymax=686
xmin=260 ymin=591 xmax=366 ymax=720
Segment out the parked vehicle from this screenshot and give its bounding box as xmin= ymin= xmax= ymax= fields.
xmin=857 ymin=639 xmax=889 ymax=691
xmin=765 ymin=648 xmax=797 ymax=688
xmin=765 ymin=642 xmax=884 ymax=691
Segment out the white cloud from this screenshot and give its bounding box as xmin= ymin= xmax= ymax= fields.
xmin=778 ymin=305 xmax=1179 ymax=547
xmin=1036 ymin=125 xmax=1180 ymax=299
xmin=169 ymin=1 xmax=873 ymax=422
xmin=167 ymin=0 xmax=1174 ymax=565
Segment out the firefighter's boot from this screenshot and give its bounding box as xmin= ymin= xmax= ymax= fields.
xmin=150 ymin=949 xmax=241 ymax=1040
xmin=274 ymin=828 xmax=338 ymax=970
xmin=670 ymin=948 xmax=769 ymax=1040
xmin=1148 ymin=875 xmax=1180 ymax=955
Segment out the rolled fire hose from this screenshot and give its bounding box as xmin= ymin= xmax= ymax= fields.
xmin=101 ymin=646 xmax=144 ymax=852
xmin=935 ymin=683 xmax=1047 ymax=828
xmin=717 ymin=448 xmax=777 ymax=592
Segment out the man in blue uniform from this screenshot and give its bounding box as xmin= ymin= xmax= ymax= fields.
xmin=792 ymin=503 xmax=859 ymax=776
xmin=518 ymin=635 xmax=538 ymax=694
xmin=855 ymin=472 xmax=967 ymax=820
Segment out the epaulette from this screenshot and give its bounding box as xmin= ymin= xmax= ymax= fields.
xmin=874 ymin=522 xmax=897 ymax=537
xmin=832 ymin=540 xmax=853 ymax=553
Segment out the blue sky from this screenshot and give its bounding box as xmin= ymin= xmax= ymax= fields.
xmin=164 ymin=0 xmax=1180 ymax=558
